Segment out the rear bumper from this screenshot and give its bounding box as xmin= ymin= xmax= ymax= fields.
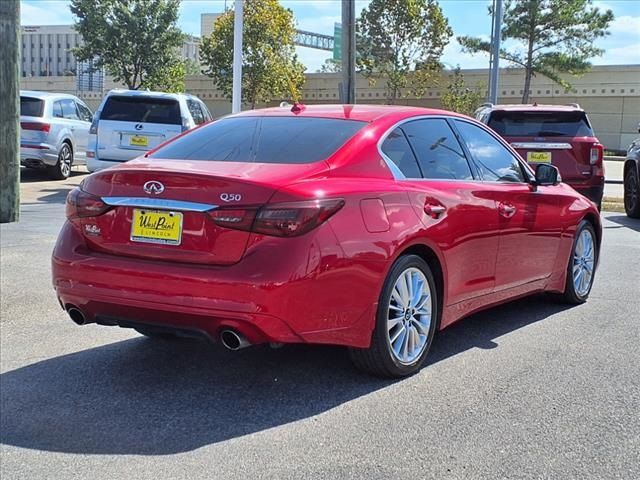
xmin=52 ymin=221 xmax=378 ymax=348
xmin=87 ymin=157 xmax=127 ymax=173
xmin=20 ymin=145 xmax=58 ymax=167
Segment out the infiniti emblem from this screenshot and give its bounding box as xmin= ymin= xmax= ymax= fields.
xmin=143 ymin=180 xmax=165 ymax=195
xmin=135 ymin=123 xmax=144 ymax=131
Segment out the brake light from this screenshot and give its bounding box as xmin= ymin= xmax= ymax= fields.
xmin=590 ymin=143 xmax=603 ymax=165
xmin=89 ymin=114 xmax=99 ymax=135
xmin=208 ymin=199 xmax=345 ymax=237
xmin=21 ymin=122 xmax=50 ymax=133
xmin=65 ymin=188 xmax=110 ymax=219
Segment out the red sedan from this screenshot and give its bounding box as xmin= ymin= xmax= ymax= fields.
xmin=52 ymin=105 xmax=601 ymax=377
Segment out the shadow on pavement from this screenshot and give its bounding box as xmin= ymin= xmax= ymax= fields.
xmin=20 ymin=167 xmax=87 ymax=184
xmin=605 ymin=215 xmax=640 ymax=233
xmin=0 ymin=295 xmax=571 ymax=455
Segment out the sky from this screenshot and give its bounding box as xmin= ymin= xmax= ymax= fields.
xmin=21 ymin=0 xmax=640 ymax=72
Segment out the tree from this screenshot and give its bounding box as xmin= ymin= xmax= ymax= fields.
xmin=458 ymin=0 xmax=614 ymax=103
xmin=0 ymin=0 xmax=20 ymax=223
xmin=319 ymin=58 xmax=341 ymax=73
xmin=143 ymin=57 xmax=186 ymax=93
xmin=440 ymin=67 xmax=484 ymax=116
xmin=70 ymin=0 xmax=185 ymax=90
xmin=357 ymin=0 xmax=452 ymax=103
xmin=200 ymin=0 xmax=305 ymax=109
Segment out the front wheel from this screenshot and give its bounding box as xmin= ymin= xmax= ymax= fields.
xmin=562 ymin=220 xmax=598 ymax=304
xmin=48 ymin=143 xmax=73 ymax=180
xmin=349 ymin=255 xmax=438 ymax=378
xmin=624 ymin=168 xmax=640 ymax=218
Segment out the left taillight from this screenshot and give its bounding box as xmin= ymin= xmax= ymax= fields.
xmin=65 ymin=188 xmax=110 ymax=219
xmin=20 ymin=122 xmax=50 ymax=133
xmin=207 ymin=199 xmax=345 ymax=237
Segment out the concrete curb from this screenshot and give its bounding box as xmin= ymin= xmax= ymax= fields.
xmin=604 ymin=156 xmax=626 ymax=162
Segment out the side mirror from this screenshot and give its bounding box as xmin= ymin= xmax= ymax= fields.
xmin=534 ymin=163 xmax=560 ymax=186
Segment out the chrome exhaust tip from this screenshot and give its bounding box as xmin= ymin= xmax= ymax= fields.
xmin=220 ymin=329 xmax=251 ymax=351
xmin=67 ymin=307 xmax=87 ymax=325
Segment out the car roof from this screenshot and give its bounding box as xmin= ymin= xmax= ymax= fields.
xmin=232 ymin=104 xmax=467 ymax=122
xmin=105 ymin=89 xmax=193 ymax=100
xmin=20 ymin=90 xmax=80 ymax=101
xmin=486 ymin=103 xmax=584 ymax=112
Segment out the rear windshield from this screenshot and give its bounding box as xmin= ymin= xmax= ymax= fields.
xmin=20 ymin=97 xmax=44 ymax=117
xmin=150 ymin=116 xmax=367 ymax=164
xmin=100 ymin=96 xmax=181 ymax=125
xmin=488 ymin=111 xmax=594 ymax=137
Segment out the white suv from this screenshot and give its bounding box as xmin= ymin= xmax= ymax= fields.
xmin=87 ymin=89 xmax=212 ymax=172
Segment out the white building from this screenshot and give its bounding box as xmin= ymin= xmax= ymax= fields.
xmin=200 ymin=13 xmax=222 ymax=38
xmin=21 ymin=25 xmax=80 ymax=77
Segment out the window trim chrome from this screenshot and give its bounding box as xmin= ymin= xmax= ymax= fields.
xmin=101 ymin=197 xmax=217 ymax=212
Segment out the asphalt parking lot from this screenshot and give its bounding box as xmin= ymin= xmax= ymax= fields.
xmin=1 ymin=168 xmax=639 ymax=479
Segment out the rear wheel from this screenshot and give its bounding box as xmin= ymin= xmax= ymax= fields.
xmin=562 ymin=220 xmax=597 ymax=304
xmin=48 ymin=143 xmax=72 ymax=180
xmin=624 ymin=167 xmax=640 ymax=218
xmin=349 ymin=255 xmax=438 ymax=378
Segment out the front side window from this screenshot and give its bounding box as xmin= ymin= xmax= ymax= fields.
xmin=402 ymin=119 xmax=473 ymax=180
xmin=454 ymin=120 xmax=526 ymax=183
xmin=187 ymin=99 xmax=205 ymax=125
xmin=380 ymin=128 xmax=422 ymax=178
xmin=76 ymin=102 xmax=93 ymax=122
xmin=151 ymin=116 xmax=367 ymax=164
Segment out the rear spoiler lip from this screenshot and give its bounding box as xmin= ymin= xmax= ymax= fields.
xmin=101 ymin=196 xmax=218 ymax=212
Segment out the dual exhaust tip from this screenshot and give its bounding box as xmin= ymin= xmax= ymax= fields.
xmin=66 ymin=306 xmax=251 ymax=351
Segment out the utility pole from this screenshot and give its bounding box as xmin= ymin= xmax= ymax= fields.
xmin=341 ymin=0 xmax=356 ymax=104
xmin=0 ymin=0 xmax=20 ymax=223
xmin=231 ymin=0 xmax=243 ymax=113
xmin=488 ymin=0 xmax=503 ymax=105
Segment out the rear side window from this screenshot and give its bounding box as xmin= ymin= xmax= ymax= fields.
xmin=402 ymin=119 xmax=473 ymax=180
xmin=60 ymin=99 xmax=80 ymax=120
xmin=20 ymin=97 xmax=44 ymax=117
xmin=100 ymin=96 xmax=181 ymax=125
xmin=380 ymin=128 xmax=422 ymax=178
xmin=488 ymin=111 xmax=594 ymax=137
xmin=53 ymin=101 xmax=63 ymax=118
xmin=151 ymin=116 xmax=367 ymax=164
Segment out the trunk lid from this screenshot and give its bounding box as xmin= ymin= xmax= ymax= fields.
xmin=78 ymin=159 xmax=329 ymax=265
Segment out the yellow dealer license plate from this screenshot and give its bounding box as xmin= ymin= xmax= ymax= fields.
xmin=130 ymin=135 xmax=148 ymax=147
xmin=131 ymin=209 xmax=183 ymax=245
xmin=527 ymin=151 xmax=552 ymax=163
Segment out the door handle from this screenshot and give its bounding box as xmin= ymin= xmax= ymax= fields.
xmin=498 ymin=202 xmax=517 ymax=218
xmin=424 ymin=203 xmax=446 ymax=219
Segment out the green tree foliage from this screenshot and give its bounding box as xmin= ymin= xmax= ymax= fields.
xmin=458 ymin=0 xmax=614 ymax=103
xmin=440 ymin=67 xmax=484 ymax=116
xmin=71 ymin=0 xmax=185 ymax=90
xmin=357 ymin=0 xmax=452 ymax=103
xmin=319 ymin=58 xmax=341 ymax=73
xmin=200 ymin=0 xmax=305 ymax=109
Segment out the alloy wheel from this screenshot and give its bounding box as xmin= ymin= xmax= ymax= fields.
xmin=58 ymin=145 xmax=72 ymax=178
xmin=572 ymin=228 xmax=595 ymax=297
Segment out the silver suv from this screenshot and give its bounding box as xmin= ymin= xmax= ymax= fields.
xmin=20 ymin=90 xmax=94 ymax=179
xmin=87 ymin=89 xmax=212 ymax=172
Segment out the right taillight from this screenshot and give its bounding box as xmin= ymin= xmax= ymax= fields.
xmin=590 ymin=143 xmax=603 ymax=165
xmin=208 ymin=199 xmax=345 ymax=237
xmin=65 ymin=188 xmax=110 ymax=219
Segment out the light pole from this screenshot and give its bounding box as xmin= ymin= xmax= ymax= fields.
xmin=341 ymin=0 xmax=356 ymax=104
xmin=488 ymin=0 xmax=503 ymax=105
xmin=231 ymin=0 xmax=243 ymax=113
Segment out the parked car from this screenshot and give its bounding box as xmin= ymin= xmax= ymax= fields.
xmin=53 ymin=105 xmax=601 ymax=378
xmin=20 ymin=90 xmax=93 ymax=179
xmin=476 ymin=103 xmax=605 ymax=210
xmin=623 ymin=123 xmax=640 ymax=218
xmin=87 ymin=89 xmax=212 ymax=173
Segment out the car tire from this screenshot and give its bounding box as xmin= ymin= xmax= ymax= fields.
xmin=624 ymin=167 xmax=640 ymax=218
xmin=48 ymin=142 xmax=73 ymax=180
xmin=349 ymin=255 xmax=438 ymax=378
xmin=562 ymin=220 xmax=598 ymax=304
xmin=134 ymin=328 xmax=178 ymax=340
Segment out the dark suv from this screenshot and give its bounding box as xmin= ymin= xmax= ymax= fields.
xmin=623 ymin=123 xmax=640 ymax=218
xmin=476 ymin=103 xmax=605 ymax=209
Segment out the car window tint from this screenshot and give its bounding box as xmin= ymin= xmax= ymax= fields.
xmin=100 ymin=96 xmax=182 ymax=125
xmin=199 ymin=101 xmax=212 ymax=121
xmin=187 ymin=99 xmax=205 ymax=125
xmin=60 ymin=99 xmax=79 ymax=120
xmin=380 ymin=128 xmax=422 ymax=178
xmin=151 ymin=117 xmax=366 ymax=164
xmin=402 ymin=119 xmax=473 ymax=180
xmin=454 ymin=120 xmax=526 ymax=183
xmin=76 ymin=102 xmax=93 ymax=122
xmin=20 ymin=97 xmax=44 ymax=117
xmin=52 ymin=100 xmax=63 ymax=118
xmin=488 ymin=111 xmax=594 ymax=137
